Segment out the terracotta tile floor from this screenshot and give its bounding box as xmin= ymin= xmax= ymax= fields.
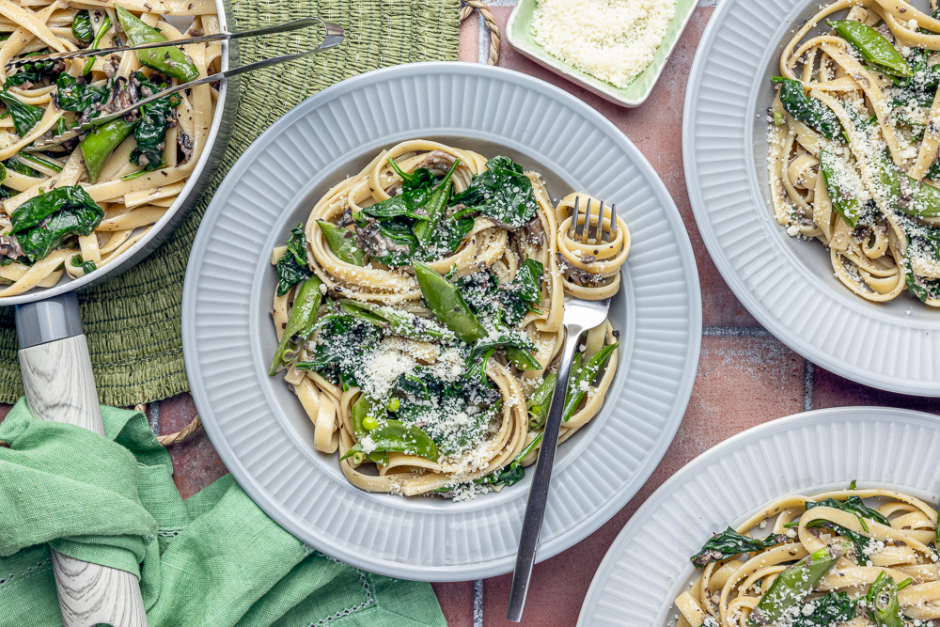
xmin=5 ymin=1 xmax=939 ymax=625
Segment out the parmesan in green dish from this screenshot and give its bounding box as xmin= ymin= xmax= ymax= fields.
xmin=531 ymin=0 xmax=676 ymax=89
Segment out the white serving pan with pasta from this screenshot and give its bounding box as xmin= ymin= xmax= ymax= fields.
xmin=0 ymin=0 xmax=235 ymax=303
xmin=0 ymin=2 xmax=234 ymax=624
xmin=684 ymin=0 xmax=940 ymax=396
xmin=577 ymin=406 xmax=940 ymax=627
xmin=181 ymin=63 xmax=702 ymax=580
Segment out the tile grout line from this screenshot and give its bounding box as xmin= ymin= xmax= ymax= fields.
xmin=149 ymin=399 xmax=160 ymax=436
xmin=803 ymin=360 xmax=815 ymax=412
xmin=477 ymin=13 xmax=488 ymax=65
xmin=474 ymin=579 xmax=483 ymax=627
xmin=702 ymin=326 xmax=771 ymax=337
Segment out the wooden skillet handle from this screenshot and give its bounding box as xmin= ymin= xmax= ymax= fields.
xmin=16 ymin=294 xmax=148 ymax=627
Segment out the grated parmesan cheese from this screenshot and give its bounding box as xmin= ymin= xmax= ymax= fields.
xmin=357 ymin=338 xmax=417 ymax=401
xmin=530 ymin=0 xmax=677 ymax=89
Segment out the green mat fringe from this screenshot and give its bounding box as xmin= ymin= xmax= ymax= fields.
xmin=0 ymin=0 xmax=460 ymax=406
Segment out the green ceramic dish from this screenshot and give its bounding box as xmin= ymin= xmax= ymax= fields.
xmin=506 ymin=0 xmax=697 ymax=107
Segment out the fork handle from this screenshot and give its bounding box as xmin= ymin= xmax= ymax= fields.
xmin=506 ymin=322 xmax=586 ymax=622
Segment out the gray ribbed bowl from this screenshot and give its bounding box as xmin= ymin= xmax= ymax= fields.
xmin=578 ymin=406 xmax=940 ymax=626
xmin=182 ymin=63 xmax=701 ymax=580
xmin=683 ymin=0 xmax=940 ymax=396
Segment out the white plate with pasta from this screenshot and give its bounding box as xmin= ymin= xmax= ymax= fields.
xmin=0 ymin=0 xmax=231 ymax=303
xmin=684 ymin=0 xmax=940 ymax=396
xmin=577 ymin=405 xmax=940 ymax=627
xmin=182 ymin=63 xmax=701 ymax=580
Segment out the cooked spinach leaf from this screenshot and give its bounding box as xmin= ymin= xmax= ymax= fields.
xmin=792 ymin=592 xmax=856 ymax=627
xmin=498 ymin=258 xmax=543 ymax=325
xmin=0 ymin=93 xmax=43 ymax=137
xmin=10 ymin=185 xmax=103 ymax=262
xmin=362 ymin=161 xmax=434 ymax=221
xmin=690 ymin=527 xmax=788 ymax=568
xmin=805 ymin=495 xmax=890 ymax=527
xmin=131 ymin=72 xmax=180 ymax=170
xmin=475 ymin=462 xmax=525 ymax=488
xmin=71 ymin=254 xmax=97 ymax=274
xmin=453 ymin=156 xmax=539 ymax=228
xmin=296 ymin=314 xmax=381 ymax=384
xmin=456 ymin=259 xmax=543 ymax=328
xmin=275 ymin=224 xmax=311 ymax=297
xmin=72 ymin=10 xmax=95 ymax=43
xmin=465 ymin=329 xmax=538 ymax=382
xmin=5 ymin=58 xmax=61 ymax=90
xmin=56 ymin=73 xmax=108 ymax=114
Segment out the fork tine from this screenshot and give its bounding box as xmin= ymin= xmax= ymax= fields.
xmin=581 ymin=199 xmax=591 ymax=244
xmin=596 ymin=201 xmax=605 ymax=243
xmin=570 ymin=196 xmax=580 ymax=239
xmin=610 ymin=204 xmax=618 ymax=241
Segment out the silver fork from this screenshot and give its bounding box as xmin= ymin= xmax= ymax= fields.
xmin=507 ymin=198 xmax=617 ymax=622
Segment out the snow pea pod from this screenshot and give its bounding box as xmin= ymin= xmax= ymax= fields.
xmin=339 ymin=299 xmax=454 ymax=342
xmin=341 ymin=418 xmax=439 ymax=463
xmin=828 ymin=20 xmax=913 ymax=78
xmin=351 ymin=394 xmax=375 ymax=438
xmin=771 ymin=77 xmax=842 ymax=139
xmin=348 ymin=396 xmax=389 ymax=464
xmin=563 ymin=342 xmax=619 ymax=422
xmin=747 ymin=545 xmax=841 ymax=626
xmin=268 ymin=274 xmax=323 ymax=376
xmin=317 ymin=220 xmax=365 ymax=266
xmin=413 ymin=261 xmax=487 ymax=343
xmin=879 ymin=160 xmax=940 ymax=218
xmin=412 ymin=159 xmax=460 ymax=247
xmin=115 ymin=6 xmax=199 ymax=82
xmin=866 ymin=571 xmax=907 ymax=627
xmin=80 ymin=119 xmax=135 ymax=184
xmin=505 ymin=346 xmax=541 ymax=371
xmin=820 ymin=147 xmax=863 ymax=227
xmin=527 ymin=372 xmax=558 ymax=429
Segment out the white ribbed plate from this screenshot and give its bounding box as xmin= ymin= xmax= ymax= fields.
xmin=684 ymin=0 xmax=940 ymax=396
xmin=578 ymin=407 xmax=940 ymax=626
xmin=182 ymin=63 xmax=701 ymax=580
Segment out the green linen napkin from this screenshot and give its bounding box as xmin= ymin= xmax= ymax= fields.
xmin=0 ymin=400 xmax=446 ymax=627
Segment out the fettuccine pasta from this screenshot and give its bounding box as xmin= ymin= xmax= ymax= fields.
xmin=268 ymin=140 xmax=630 ymax=499
xmin=769 ymin=0 xmax=940 ymax=306
xmin=676 ymin=486 xmax=940 ymax=627
xmin=0 ymin=1 xmax=220 ymax=296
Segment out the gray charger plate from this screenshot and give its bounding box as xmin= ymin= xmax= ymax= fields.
xmin=182 ymin=63 xmax=701 ymax=580
xmin=577 ymin=406 xmax=940 ymax=626
xmin=683 ymin=0 xmax=940 ymax=396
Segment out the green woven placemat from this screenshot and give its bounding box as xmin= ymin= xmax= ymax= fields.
xmin=0 ymin=0 xmax=459 ymax=406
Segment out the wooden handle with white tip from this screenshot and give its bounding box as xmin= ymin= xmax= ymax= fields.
xmin=17 ymin=295 xmax=148 ymax=627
